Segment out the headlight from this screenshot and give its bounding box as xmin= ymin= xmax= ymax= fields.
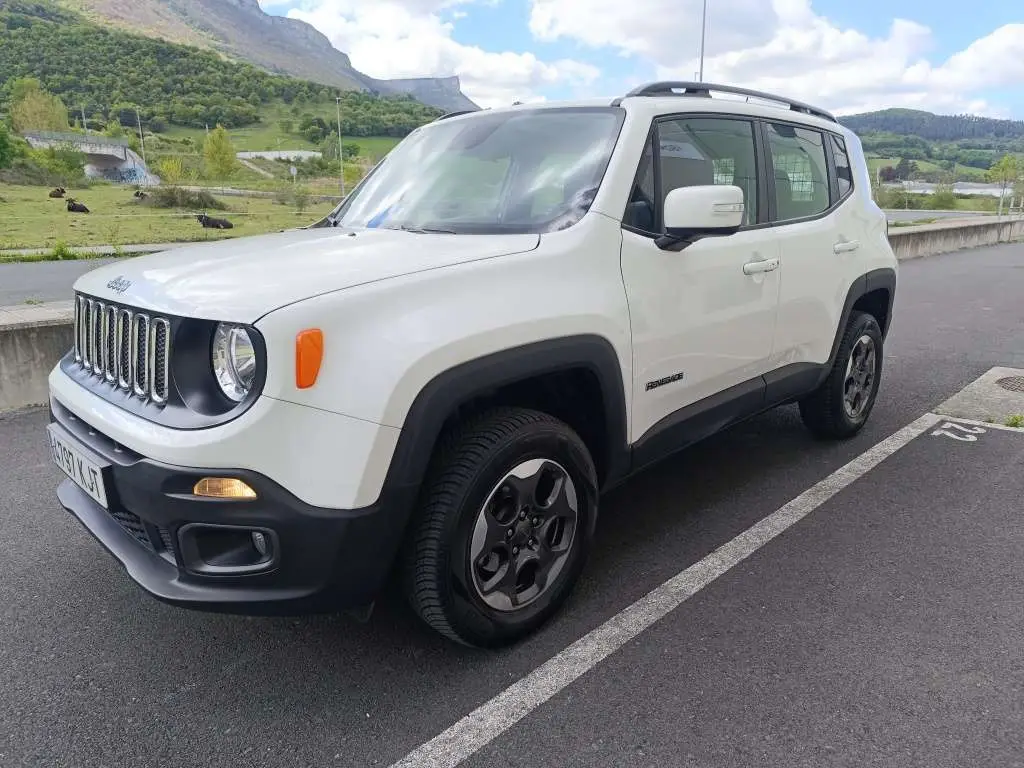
xmin=212 ymin=323 xmax=257 ymax=402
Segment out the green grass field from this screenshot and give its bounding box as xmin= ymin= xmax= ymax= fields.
xmin=866 ymin=156 xmax=989 ymax=182
xmin=158 ymin=102 xmax=402 ymax=159
xmin=0 ymin=182 xmax=336 ymax=251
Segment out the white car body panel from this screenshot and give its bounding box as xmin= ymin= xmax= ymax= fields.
xmin=72 ymin=227 xmax=540 ymax=322
xmin=620 ymin=226 xmax=781 ymax=440
xmin=255 ymin=214 xmax=634 ymax=433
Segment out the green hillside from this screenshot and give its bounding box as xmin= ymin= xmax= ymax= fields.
xmin=841 ymin=109 xmax=1024 ymax=182
xmin=0 ymin=0 xmax=443 ymax=137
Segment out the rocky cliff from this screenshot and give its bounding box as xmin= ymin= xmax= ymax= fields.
xmin=61 ymin=0 xmax=479 ymax=111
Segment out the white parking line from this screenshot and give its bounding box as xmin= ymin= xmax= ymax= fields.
xmin=388 ymin=411 xmax=944 ymax=768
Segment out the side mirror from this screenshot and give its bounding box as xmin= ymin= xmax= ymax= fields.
xmin=657 ymin=185 xmax=745 ymax=251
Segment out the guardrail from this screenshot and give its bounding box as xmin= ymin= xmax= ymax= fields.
xmin=2 ymin=218 xmax=1023 ymax=412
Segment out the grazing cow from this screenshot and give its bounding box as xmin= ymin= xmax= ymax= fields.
xmin=66 ymin=198 xmax=90 ymax=213
xmin=196 ymin=213 xmax=233 ymax=229
xmin=49 ymin=187 xmax=66 ymax=199
xmin=133 ymin=189 xmax=148 ymax=200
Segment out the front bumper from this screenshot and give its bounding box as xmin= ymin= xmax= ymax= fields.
xmin=49 ymin=398 xmax=412 ymax=615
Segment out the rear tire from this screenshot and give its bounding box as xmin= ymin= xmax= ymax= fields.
xmin=401 ymin=407 xmax=598 ymax=647
xmin=799 ymin=311 xmax=883 ymax=439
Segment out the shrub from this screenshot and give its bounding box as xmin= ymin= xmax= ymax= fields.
xmin=48 ymin=241 xmax=78 ymax=261
xmin=0 ymin=157 xmax=85 ymax=187
xmin=292 ymin=185 xmax=310 ymax=214
xmin=928 ymin=184 xmax=957 ymax=210
xmin=143 ymin=186 xmax=227 ymax=210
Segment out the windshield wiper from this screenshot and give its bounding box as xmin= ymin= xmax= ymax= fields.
xmin=398 ymin=224 xmax=457 ymax=234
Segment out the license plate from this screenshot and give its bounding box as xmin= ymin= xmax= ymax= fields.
xmin=48 ymin=425 xmax=109 ymax=509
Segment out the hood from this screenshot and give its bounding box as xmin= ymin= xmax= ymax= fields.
xmin=73 ymin=227 xmax=540 ymax=322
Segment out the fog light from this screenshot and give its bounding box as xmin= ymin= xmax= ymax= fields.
xmin=251 ymin=531 xmax=268 ymax=556
xmin=193 ymin=477 xmax=257 ymax=499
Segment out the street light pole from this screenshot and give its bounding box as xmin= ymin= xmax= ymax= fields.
xmin=698 ymin=0 xmax=708 ymax=82
xmin=336 ymin=96 xmax=345 ymax=198
xmin=135 ymin=109 xmax=147 ymax=166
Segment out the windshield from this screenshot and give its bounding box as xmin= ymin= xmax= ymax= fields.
xmin=328 ymin=107 xmax=625 ymax=235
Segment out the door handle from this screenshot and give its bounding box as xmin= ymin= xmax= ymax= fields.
xmin=833 ymin=240 xmax=860 ymax=253
xmin=742 ymin=257 xmax=780 ymax=275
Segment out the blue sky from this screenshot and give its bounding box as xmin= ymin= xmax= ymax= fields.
xmin=259 ymin=0 xmax=1024 ymax=117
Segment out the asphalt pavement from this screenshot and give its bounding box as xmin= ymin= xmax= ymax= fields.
xmin=0 ymin=258 xmax=117 ymax=306
xmin=2 ymin=240 xmax=1024 ymax=767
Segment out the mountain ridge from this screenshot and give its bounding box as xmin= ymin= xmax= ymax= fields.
xmin=839 ymin=107 xmax=1024 ymax=142
xmin=56 ymin=0 xmax=479 ymax=112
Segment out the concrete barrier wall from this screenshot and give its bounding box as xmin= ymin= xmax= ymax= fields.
xmin=888 ymin=217 xmax=1024 ymax=261
xmin=1 ymin=219 xmax=1023 ymax=412
xmin=0 ymin=310 xmax=73 ymax=411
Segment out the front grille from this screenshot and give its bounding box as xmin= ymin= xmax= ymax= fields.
xmin=73 ymin=295 xmax=171 ymax=405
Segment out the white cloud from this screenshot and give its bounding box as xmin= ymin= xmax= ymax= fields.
xmin=528 ymin=0 xmax=1024 ymax=117
xmin=279 ymin=0 xmax=598 ymax=107
xmin=530 ymin=0 xmax=779 ymax=63
xmin=264 ymin=0 xmax=1022 ymax=117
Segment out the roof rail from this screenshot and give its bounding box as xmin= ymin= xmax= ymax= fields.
xmin=612 ymin=81 xmax=837 ymax=123
xmin=433 ymin=109 xmax=476 ymax=122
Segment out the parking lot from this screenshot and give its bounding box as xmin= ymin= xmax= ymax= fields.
xmin=3 ymin=241 xmax=1024 ymax=767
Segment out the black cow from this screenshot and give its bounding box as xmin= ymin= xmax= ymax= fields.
xmin=49 ymin=187 xmax=66 ymax=199
xmin=197 ymin=213 xmax=233 ymax=229
xmin=133 ymin=189 xmax=148 ymax=199
xmin=66 ymin=198 xmax=90 ymax=213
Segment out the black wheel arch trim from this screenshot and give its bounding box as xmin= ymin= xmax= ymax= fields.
xmin=380 ymin=335 xmax=631 ymax=507
xmin=819 ymin=267 xmax=896 ymax=386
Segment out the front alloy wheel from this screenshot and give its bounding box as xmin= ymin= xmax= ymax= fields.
xmin=470 ymin=458 xmax=579 ymax=612
xmin=402 ymin=407 xmax=598 ymax=647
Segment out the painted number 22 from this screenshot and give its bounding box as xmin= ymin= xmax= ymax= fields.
xmin=932 ymin=422 xmax=986 ymax=442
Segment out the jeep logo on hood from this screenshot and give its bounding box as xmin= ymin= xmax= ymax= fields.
xmin=106 ymin=276 xmax=132 ymax=294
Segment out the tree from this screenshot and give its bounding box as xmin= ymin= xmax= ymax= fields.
xmin=9 ymin=77 xmax=69 ymax=132
xmin=156 ymin=157 xmax=184 ymax=184
xmin=879 ymin=165 xmax=898 ymax=182
xmin=894 ymin=157 xmax=919 ymax=180
xmin=203 ymin=125 xmax=237 ymax=179
xmin=0 ymin=123 xmax=15 ymax=169
xmin=988 ymin=154 xmax=1019 ymax=216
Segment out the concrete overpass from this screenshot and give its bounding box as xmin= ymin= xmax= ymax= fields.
xmin=23 ymin=131 xmax=159 ymax=186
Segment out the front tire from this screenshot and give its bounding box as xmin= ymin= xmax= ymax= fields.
xmin=799 ymin=311 xmax=883 ymax=439
xmin=402 ymin=407 xmax=598 ymax=647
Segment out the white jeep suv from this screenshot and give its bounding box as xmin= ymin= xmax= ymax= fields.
xmin=46 ymin=82 xmax=896 ymax=647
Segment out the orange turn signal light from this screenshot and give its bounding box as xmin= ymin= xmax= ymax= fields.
xmin=193 ymin=477 xmax=257 ymax=499
xmin=295 ymin=328 xmax=324 ymax=389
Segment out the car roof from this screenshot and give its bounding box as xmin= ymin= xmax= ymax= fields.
xmin=437 ymin=83 xmax=848 ymax=137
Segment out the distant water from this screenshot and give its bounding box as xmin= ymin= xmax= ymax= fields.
xmin=888 ymin=182 xmax=1007 ymax=198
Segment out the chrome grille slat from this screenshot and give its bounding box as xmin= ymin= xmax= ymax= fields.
xmin=131 ymin=313 xmax=150 ymax=397
xmin=117 ymin=308 xmax=132 ymax=389
xmin=91 ymin=300 xmax=104 ymax=376
xmin=70 ymin=294 xmax=171 ymax=407
xmin=104 ymin=306 xmax=117 ymax=382
xmin=73 ymin=297 xmax=83 ymax=362
xmin=151 ymin=319 xmax=170 ymax=405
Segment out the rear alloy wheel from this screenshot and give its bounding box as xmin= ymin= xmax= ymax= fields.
xmin=799 ymin=310 xmax=883 ymax=439
xmin=402 ymin=407 xmax=598 ymax=647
